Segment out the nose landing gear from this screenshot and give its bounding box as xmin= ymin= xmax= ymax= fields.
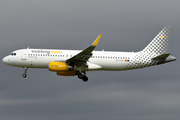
xmin=22 ymin=67 xmax=28 ymax=78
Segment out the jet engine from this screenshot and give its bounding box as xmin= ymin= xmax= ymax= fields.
xmin=49 ymin=62 xmax=73 ymax=72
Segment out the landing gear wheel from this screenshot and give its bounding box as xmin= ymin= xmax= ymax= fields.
xmin=77 ymin=71 xmax=88 ymax=82
xmin=78 ymin=73 xmax=84 ymax=79
xmin=22 ymin=67 xmax=28 ymax=78
xmin=22 ymin=74 xmax=27 ymax=78
xmin=82 ymin=76 xmax=88 ymax=82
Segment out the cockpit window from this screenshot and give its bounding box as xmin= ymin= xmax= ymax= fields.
xmin=10 ymin=53 xmax=16 ymax=56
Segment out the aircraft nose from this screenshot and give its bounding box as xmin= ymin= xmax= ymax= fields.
xmin=2 ymin=56 xmax=9 ymax=64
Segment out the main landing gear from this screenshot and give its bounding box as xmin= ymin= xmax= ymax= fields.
xmin=77 ymin=71 xmax=88 ymax=82
xmin=22 ymin=67 xmax=28 ymax=78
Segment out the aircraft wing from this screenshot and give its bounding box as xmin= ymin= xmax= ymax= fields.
xmin=66 ymin=35 xmax=101 ymax=65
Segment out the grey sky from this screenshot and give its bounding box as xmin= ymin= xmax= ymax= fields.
xmin=0 ymin=0 xmax=179 ymax=120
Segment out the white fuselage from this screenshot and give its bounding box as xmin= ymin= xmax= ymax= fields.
xmin=3 ymin=49 xmax=138 ymax=71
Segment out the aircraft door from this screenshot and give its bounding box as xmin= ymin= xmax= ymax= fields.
xmin=21 ymin=49 xmax=27 ymax=60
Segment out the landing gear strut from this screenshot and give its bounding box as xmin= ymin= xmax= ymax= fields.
xmin=22 ymin=67 xmax=28 ymax=78
xmin=77 ymin=71 xmax=88 ymax=82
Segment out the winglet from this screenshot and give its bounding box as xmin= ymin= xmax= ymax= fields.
xmin=92 ymin=35 xmax=101 ymax=46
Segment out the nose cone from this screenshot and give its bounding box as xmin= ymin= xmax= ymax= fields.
xmin=2 ymin=56 xmax=9 ymax=64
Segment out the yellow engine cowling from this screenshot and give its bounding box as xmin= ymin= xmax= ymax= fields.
xmin=57 ymin=71 xmax=77 ymax=76
xmin=49 ymin=62 xmax=73 ymax=72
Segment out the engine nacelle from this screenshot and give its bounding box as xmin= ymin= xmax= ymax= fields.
xmin=49 ymin=62 xmax=73 ymax=72
xmin=57 ymin=71 xmax=77 ymax=76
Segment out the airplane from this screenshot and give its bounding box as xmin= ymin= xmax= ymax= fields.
xmin=2 ymin=26 xmax=176 ymax=82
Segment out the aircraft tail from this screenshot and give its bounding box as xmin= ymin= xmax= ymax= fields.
xmin=142 ymin=26 xmax=173 ymax=54
xmin=125 ymin=26 xmax=175 ymax=70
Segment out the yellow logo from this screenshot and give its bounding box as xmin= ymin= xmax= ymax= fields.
xmin=51 ymin=51 xmax=62 ymax=54
xmin=160 ymin=36 xmax=164 ymax=39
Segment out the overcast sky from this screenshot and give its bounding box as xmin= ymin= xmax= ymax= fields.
xmin=0 ymin=0 xmax=180 ymax=120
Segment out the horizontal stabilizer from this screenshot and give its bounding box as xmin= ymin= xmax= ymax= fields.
xmin=152 ymin=53 xmax=170 ymax=60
